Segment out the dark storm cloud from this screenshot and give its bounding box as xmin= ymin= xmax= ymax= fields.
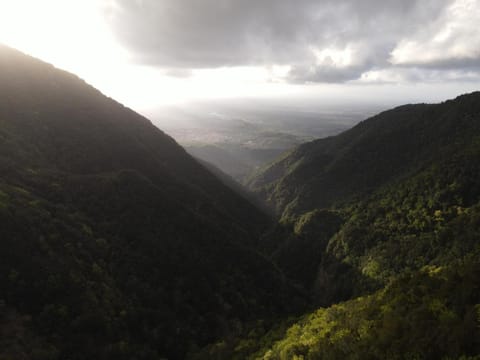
xmin=103 ymin=0 xmax=480 ymax=83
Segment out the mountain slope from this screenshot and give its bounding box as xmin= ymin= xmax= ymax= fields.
xmin=0 ymin=44 xmax=269 ymax=238
xmin=198 ymin=93 xmax=480 ymax=359
xmin=204 ymin=259 xmax=480 ymax=360
xmin=248 ymin=92 xmax=480 ymax=296
xmin=248 ymin=93 xmax=480 ymax=219
xmin=0 ymin=45 xmax=295 ymax=359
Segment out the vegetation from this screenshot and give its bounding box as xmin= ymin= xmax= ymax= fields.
xmin=229 ymin=92 xmax=480 ymax=359
xmin=0 ymin=45 xmax=297 ymax=359
xmin=248 ymin=93 xmax=480 ymax=219
xmin=207 ymin=261 xmax=480 ymax=360
xmin=2 ymin=44 xmax=480 ymax=359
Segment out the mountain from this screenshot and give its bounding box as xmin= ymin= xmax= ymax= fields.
xmin=248 ymin=93 xmax=480 ymax=219
xmin=0 ymin=45 xmax=297 ymax=359
xmin=3 ymin=43 xmax=480 ymax=360
xmin=183 ymin=132 xmax=309 ymax=182
xmin=193 ymin=157 xmax=271 ymax=215
xmin=185 ymin=144 xmax=252 ymax=181
xmin=248 ymin=92 xmax=480 ymax=297
xmin=201 ymin=93 xmax=480 ymax=359
xmin=204 ymin=259 xmax=480 ymax=359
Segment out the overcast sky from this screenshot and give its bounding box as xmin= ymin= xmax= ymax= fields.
xmin=1 ymin=0 xmax=479 ymax=111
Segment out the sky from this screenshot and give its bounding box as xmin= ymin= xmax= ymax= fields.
xmin=0 ymin=0 xmax=479 ymax=112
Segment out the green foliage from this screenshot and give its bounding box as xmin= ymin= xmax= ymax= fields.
xmin=0 ymin=45 xmax=296 ymax=359
xmin=261 ymin=210 xmax=345 ymax=293
xmin=3 ymin=45 xmax=480 ymax=360
xmin=259 ymin=261 xmax=480 ymax=359
xmin=204 ymin=261 xmax=480 ymax=359
xmin=326 ymin=143 xmax=480 ymax=288
xmin=231 ymin=91 xmax=480 ymax=359
xmin=249 ymin=92 xmax=480 ymax=219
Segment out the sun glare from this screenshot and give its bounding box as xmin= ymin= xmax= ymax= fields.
xmin=0 ymin=0 xmax=180 ymax=108
xmin=0 ymin=0 xmax=300 ymax=110
xmin=0 ymin=1 xmax=118 ymax=69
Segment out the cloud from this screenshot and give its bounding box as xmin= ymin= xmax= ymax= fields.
xmin=390 ymin=0 xmax=480 ymax=69
xmin=164 ymin=68 xmax=193 ymax=78
xmin=358 ymin=68 xmax=480 ymax=85
xmin=103 ymin=0 xmax=480 ymax=83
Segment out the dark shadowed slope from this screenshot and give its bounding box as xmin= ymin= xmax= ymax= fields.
xmin=0 ymin=45 xmax=296 ymax=359
xmin=0 ymin=44 xmax=270 ymax=237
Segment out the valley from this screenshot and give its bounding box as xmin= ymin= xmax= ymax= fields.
xmin=1 ymin=45 xmax=480 ymax=360
xmin=148 ymin=101 xmax=383 ymax=182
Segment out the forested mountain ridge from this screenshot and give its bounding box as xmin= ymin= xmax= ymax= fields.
xmin=248 ymin=92 xmax=480 ymax=219
xmin=197 ymin=92 xmax=480 ymax=359
xmin=3 ymin=43 xmax=480 ymax=360
xmin=0 ymin=44 xmax=270 ymax=238
xmin=0 ymin=45 xmax=297 ymax=359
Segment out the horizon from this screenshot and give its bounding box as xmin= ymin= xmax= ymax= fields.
xmin=1 ymin=0 xmax=479 ymax=114
xmin=2 ymin=2 xmax=480 ymax=359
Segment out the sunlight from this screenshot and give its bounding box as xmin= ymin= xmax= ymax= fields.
xmin=0 ymin=1 xmax=120 ymax=70
xmin=0 ymin=0 xmax=298 ymax=110
xmin=0 ymin=0 xmax=305 ymax=111
xmin=0 ymin=0 xmax=185 ymax=108
xmin=0 ymin=0 xmax=141 ymax=101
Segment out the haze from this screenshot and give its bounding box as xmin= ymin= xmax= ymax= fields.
xmin=1 ymin=0 xmax=479 ymax=113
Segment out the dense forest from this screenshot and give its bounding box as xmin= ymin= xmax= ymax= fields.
xmin=0 ymin=45 xmax=298 ymax=359
xmin=225 ymin=92 xmax=480 ymax=359
xmin=1 ymin=45 xmax=480 ymax=359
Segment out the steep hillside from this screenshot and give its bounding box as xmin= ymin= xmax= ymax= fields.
xmin=256 ymin=127 xmax=480 ymax=296
xmin=0 ymin=45 xmax=295 ymax=359
xmin=248 ymin=93 xmax=480 ymax=219
xmin=4 ymin=43 xmax=480 ymax=359
xmin=0 ymin=45 xmax=269 ymax=238
xmin=247 ymin=92 xmax=480 ymax=298
xmin=194 ymin=93 xmax=480 ymax=359
xmin=198 ymin=259 xmax=480 ymax=359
